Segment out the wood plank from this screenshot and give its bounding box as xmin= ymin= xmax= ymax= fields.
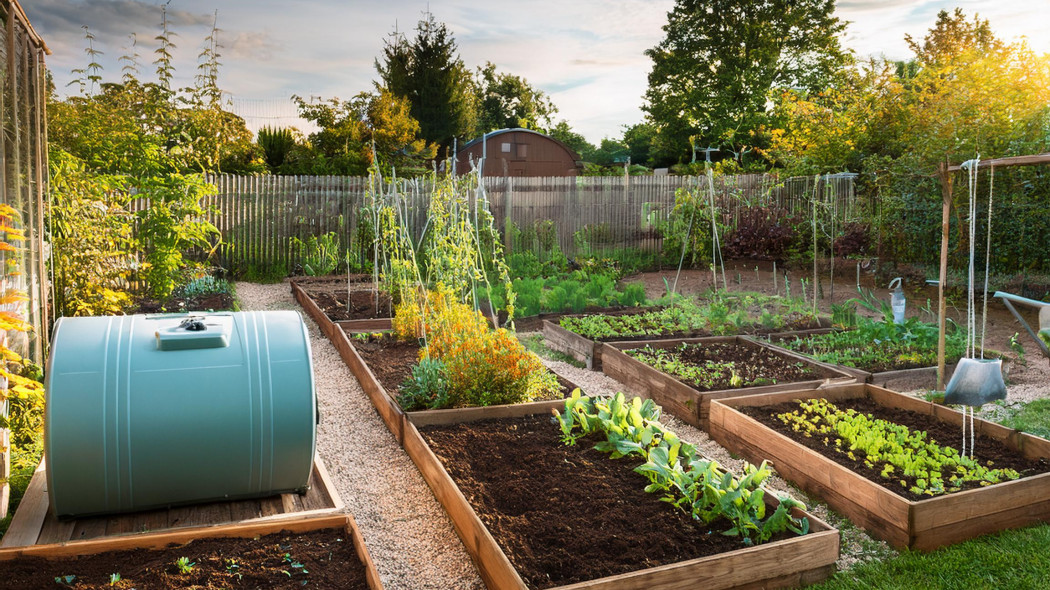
xmin=0 ymin=513 xmax=353 ymax=561
xmin=337 ymin=318 xmax=393 ymax=333
xmin=542 ymin=320 xmax=600 ymax=368
xmin=947 ymin=152 xmax=1050 ymax=172
xmin=409 ymin=399 xmax=567 ymax=428
xmin=402 ymin=419 xmax=528 ymax=590
xmin=554 ymin=530 xmax=838 ymax=590
xmin=0 ymin=457 xmax=47 ymax=547
xmin=347 ymin=512 xmax=386 ymax=590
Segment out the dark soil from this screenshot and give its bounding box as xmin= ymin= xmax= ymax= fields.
xmin=1 ymin=527 xmax=369 ymax=589
xmin=352 ymin=333 xmax=420 ymax=392
xmin=133 ymin=293 xmax=236 ymax=314
xmin=293 ymin=275 xmax=392 ymax=320
xmin=351 ymin=333 xmax=574 ymax=402
xmin=740 ymin=397 xmax=1050 ymax=501
xmin=419 ymin=414 xmax=797 ymax=589
xmin=627 ymin=341 xmax=830 ymax=391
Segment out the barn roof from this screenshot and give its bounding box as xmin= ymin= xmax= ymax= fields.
xmin=460 ymin=128 xmax=581 ymax=161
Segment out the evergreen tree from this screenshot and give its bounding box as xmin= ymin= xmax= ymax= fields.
xmin=376 ymin=11 xmax=476 ymax=154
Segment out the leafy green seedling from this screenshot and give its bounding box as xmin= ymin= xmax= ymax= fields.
xmin=175 ymin=556 xmax=195 ymax=574
xmin=109 ymin=573 xmax=122 ymax=586
xmin=54 ymin=575 xmax=76 ymax=585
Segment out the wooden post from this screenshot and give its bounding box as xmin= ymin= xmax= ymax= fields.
xmin=937 ymin=160 xmax=952 ymax=390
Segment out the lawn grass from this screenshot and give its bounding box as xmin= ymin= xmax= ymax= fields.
xmin=812 ymin=524 xmax=1050 ymax=589
xmin=998 ymin=398 xmax=1050 ymax=439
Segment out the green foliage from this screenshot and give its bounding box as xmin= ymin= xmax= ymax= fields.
xmin=175 ymin=557 xmax=196 ymax=575
xmin=177 ymin=275 xmax=234 ymax=301
xmin=555 ymin=391 xmax=809 ymax=545
xmin=474 ymin=61 xmax=557 ymax=132
xmin=778 ymin=293 xmax=967 ymax=371
xmin=644 ymin=0 xmax=850 ymax=164
xmin=997 ymin=399 xmax=1050 ymax=440
xmin=291 ymin=232 xmax=341 ymax=276
xmin=397 ymin=357 xmax=451 ymax=411
xmin=778 ymin=399 xmax=1021 ymax=496
xmin=134 ymin=174 xmax=220 ymax=300
xmin=376 ymin=10 xmax=477 ymax=152
xmin=257 ymin=126 xmax=296 ymax=171
xmin=809 ymin=524 xmax=1050 ymax=590
xmin=560 ymin=293 xmax=817 ymax=339
xmin=48 ymin=149 xmax=135 ymax=316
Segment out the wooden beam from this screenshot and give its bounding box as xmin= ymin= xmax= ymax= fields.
xmin=947 ymin=152 xmax=1050 ymax=172
xmin=937 ymin=160 xmax=951 ymax=390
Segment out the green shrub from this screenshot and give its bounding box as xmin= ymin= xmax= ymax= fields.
xmin=397 ymin=357 xmax=451 ymax=411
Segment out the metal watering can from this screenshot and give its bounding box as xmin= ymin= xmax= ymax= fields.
xmin=889 ymin=277 xmax=905 ymax=324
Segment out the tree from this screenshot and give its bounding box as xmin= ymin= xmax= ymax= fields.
xmin=548 ymin=121 xmax=594 ymax=160
xmin=474 ymin=62 xmax=557 ymax=133
xmin=288 ymin=90 xmax=435 ymax=176
xmin=643 ymin=0 xmax=850 ymax=164
xmin=376 ymin=11 xmax=476 ymax=154
xmin=622 ymin=122 xmax=657 ymax=167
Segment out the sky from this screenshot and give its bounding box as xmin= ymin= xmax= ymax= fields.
xmin=24 ymin=0 xmax=1050 ymax=145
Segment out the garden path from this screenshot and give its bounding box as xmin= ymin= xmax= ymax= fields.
xmin=237 ymin=282 xmax=485 ymax=590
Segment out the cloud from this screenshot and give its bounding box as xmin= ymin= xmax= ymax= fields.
xmin=29 ymin=0 xmax=211 ymax=40
xmin=227 ymin=31 xmax=279 ymax=62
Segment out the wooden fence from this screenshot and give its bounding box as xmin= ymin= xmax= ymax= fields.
xmin=200 ymin=173 xmax=857 ymax=275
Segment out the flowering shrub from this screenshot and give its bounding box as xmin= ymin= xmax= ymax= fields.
xmin=394 ymin=289 xmax=559 ymax=409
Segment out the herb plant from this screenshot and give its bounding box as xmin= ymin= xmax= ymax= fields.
xmin=175 ymin=556 xmax=195 ymax=574
xmin=554 ymin=391 xmax=809 ymax=545
xmin=776 ymin=399 xmax=1022 ymax=496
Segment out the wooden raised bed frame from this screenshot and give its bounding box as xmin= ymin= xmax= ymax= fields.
xmin=542 ymin=318 xmax=835 ymax=370
xmin=0 ymin=512 xmax=383 ymax=590
xmin=405 ymin=401 xmax=840 ymax=590
xmin=708 ymin=383 xmax=1050 ymax=551
xmin=601 ymin=336 xmax=856 ymax=430
xmin=758 ymin=336 xmax=1007 ymax=391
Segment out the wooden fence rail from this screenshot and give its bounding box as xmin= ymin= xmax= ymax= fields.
xmin=195 ymin=173 xmax=857 ymax=275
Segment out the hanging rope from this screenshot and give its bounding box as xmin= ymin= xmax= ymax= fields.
xmin=965 ymin=156 xmax=980 ymax=359
xmin=980 ymin=165 xmax=995 ymax=358
xmin=964 ymin=155 xmax=980 ymax=458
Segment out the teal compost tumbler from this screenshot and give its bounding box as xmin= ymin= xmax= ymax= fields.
xmin=44 ymin=311 xmax=316 ymax=518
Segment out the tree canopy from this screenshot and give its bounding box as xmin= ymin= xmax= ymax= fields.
xmin=376 ymin=11 xmax=477 ymax=154
xmin=643 ymin=0 xmax=850 ymax=165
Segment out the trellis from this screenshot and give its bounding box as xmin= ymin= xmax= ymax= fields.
xmin=935 ymin=152 xmax=1050 ymax=388
xmin=0 ymin=0 xmax=49 ymax=522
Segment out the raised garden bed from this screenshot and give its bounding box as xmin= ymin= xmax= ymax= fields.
xmin=546 ymin=312 xmax=831 ymax=367
xmin=292 ymin=281 xmax=577 ymax=445
xmin=0 ymin=513 xmax=382 ymax=589
xmin=290 ymin=276 xmax=393 ymax=331
xmin=761 ymin=319 xmax=1008 ymax=390
xmin=405 ymin=401 xmax=839 ymax=590
xmin=601 ymin=336 xmax=854 ymax=429
xmin=708 ymin=383 xmax=1050 ymax=550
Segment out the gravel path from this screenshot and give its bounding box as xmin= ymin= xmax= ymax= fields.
xmin=236 ymin=282 xmax=484 ymax=590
